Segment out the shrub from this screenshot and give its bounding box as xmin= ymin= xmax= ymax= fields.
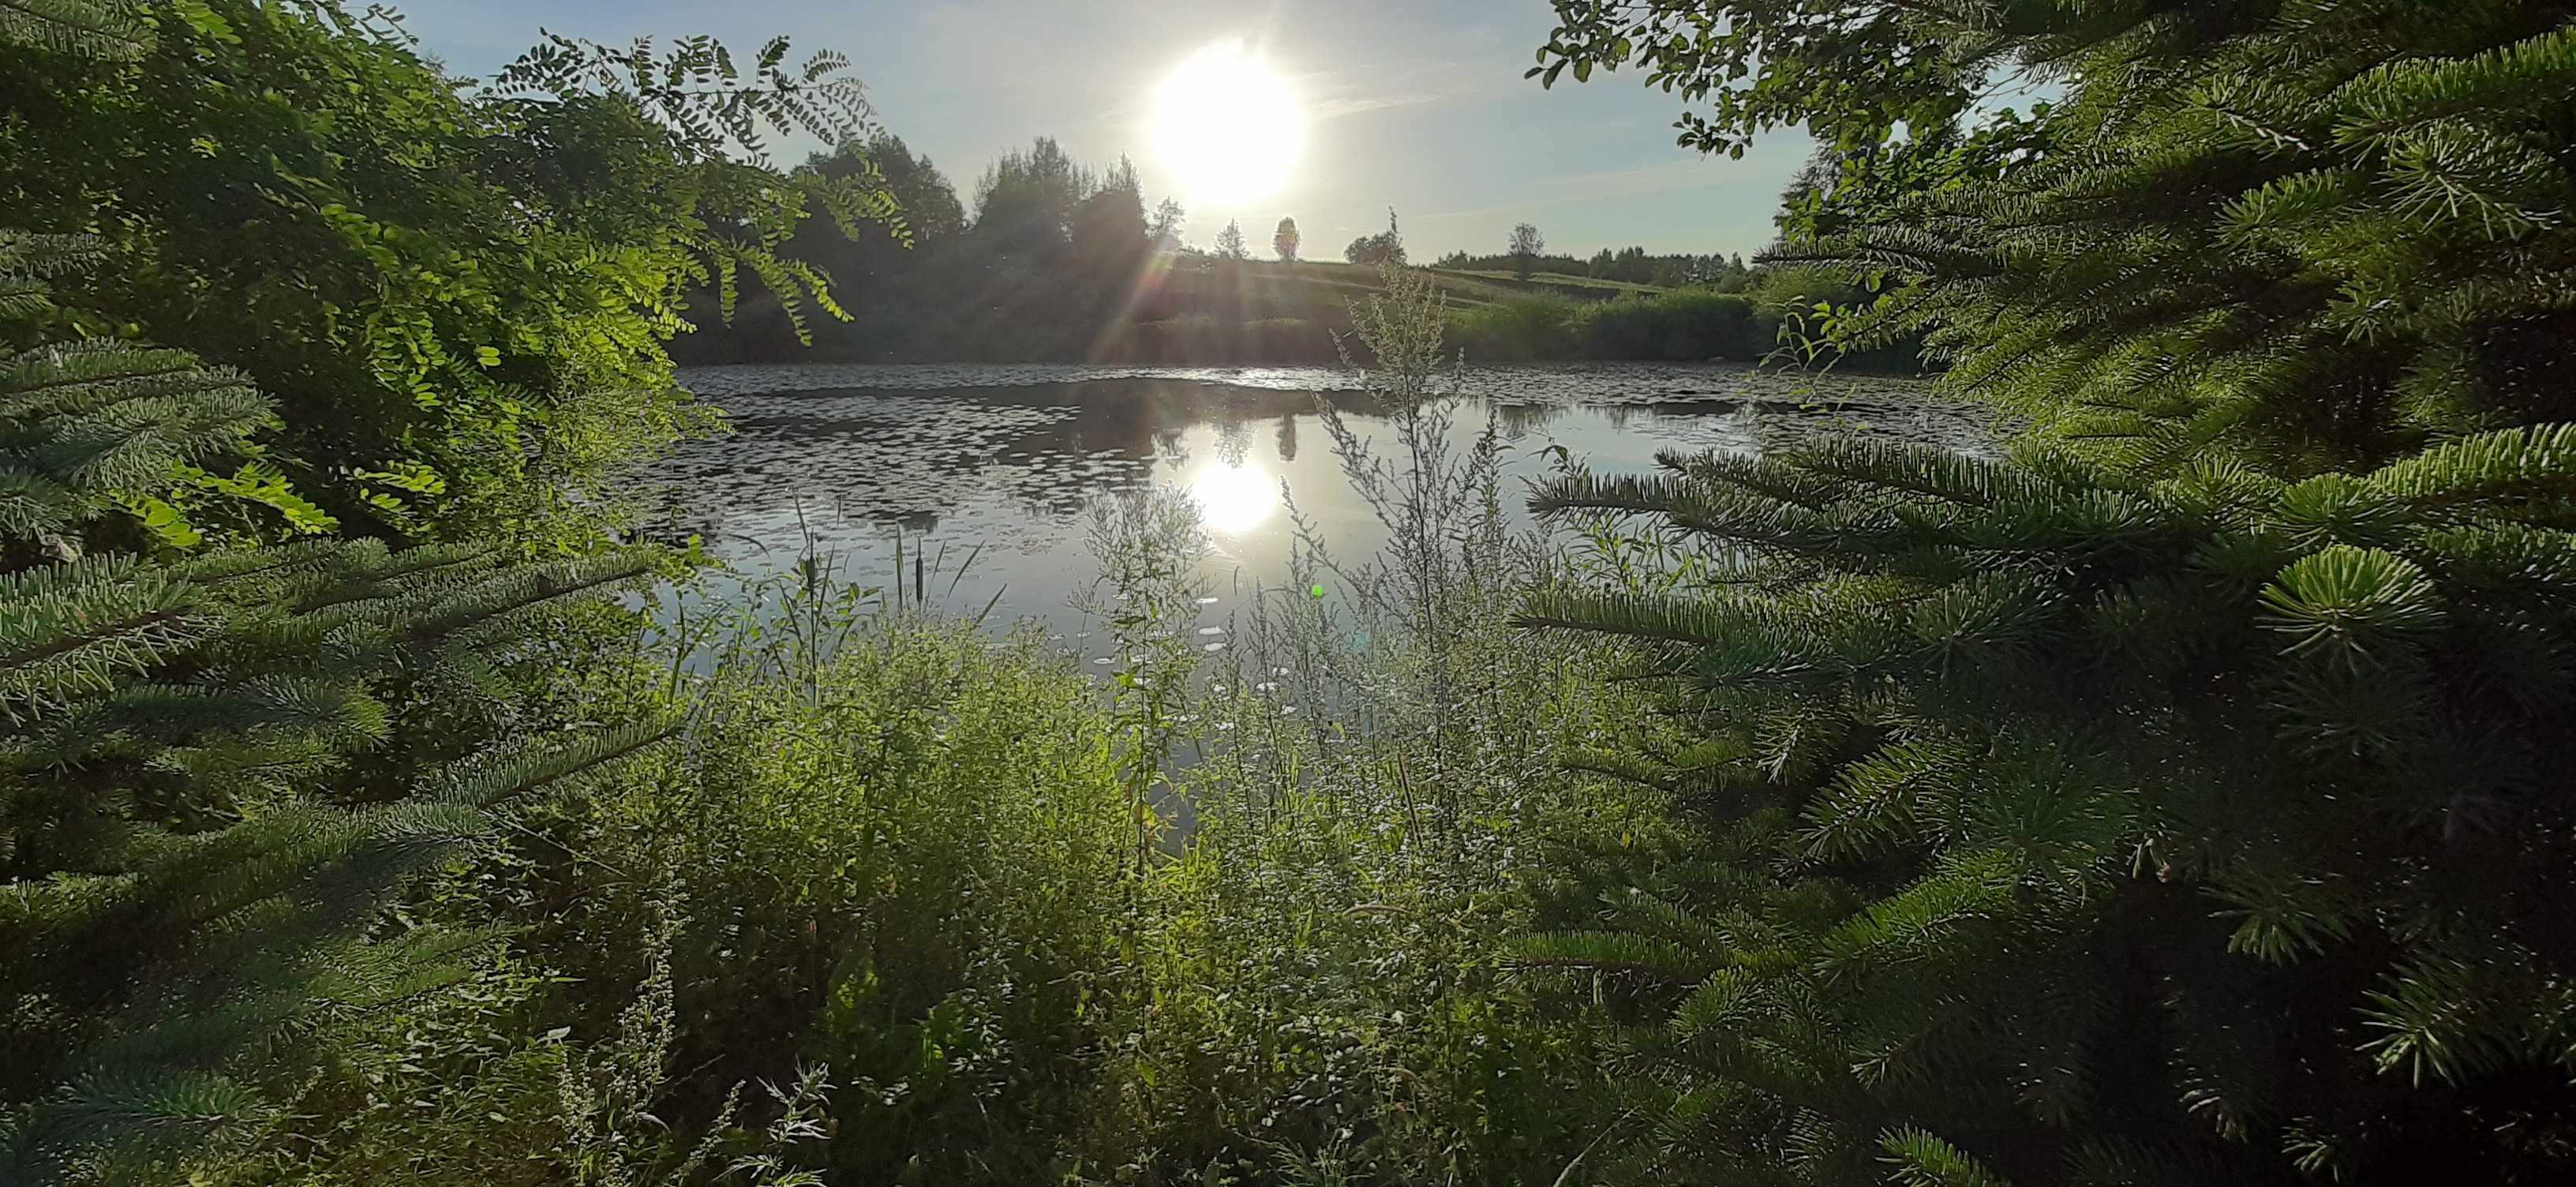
xmin=1521 ymin=426 xmax=2576 ymax=1184
xmin=525 ymin=621 xmax=1136 ymax=1183
xmin=1576 ymin=290 xmax=1767 ymax=361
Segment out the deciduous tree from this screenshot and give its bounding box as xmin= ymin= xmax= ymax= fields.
xmin=1149 ymin=197 xmax=1186 ymax=249
xmin=1213 ymin=218 xmax=1250 ymax=260
xmin=1507 ymin=223 xmax=1544 ymax=279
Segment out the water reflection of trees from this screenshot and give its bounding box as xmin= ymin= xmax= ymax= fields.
xmin=1492 ymin=402 xmax=1563 ymax=440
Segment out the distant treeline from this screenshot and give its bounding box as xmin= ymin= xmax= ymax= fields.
xmin=1433 ymin=245 xmax=1755 ymax=289
xmin=677 ymin=135 xmax=1921 ymax=373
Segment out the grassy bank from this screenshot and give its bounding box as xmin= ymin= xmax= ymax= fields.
xmin=689 ymin=255 xmax=1930 ymax=373
xmin=1095 ymin=262 xmax=1924 ymax=372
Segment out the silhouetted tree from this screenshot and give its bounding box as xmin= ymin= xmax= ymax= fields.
xmin=1070 ymin=157 xmax=1151 ymax=265
xmin=1149 ymin=197 xmax=1185 ymax=249
xmin=1507 ymin=222 xmax=1544 ymax=279
xmin=1344 ymin=207 xmax=1406 ymax=265
xmin=1273 ymin=216 xmax=1299 ymax=261
xmin=973 ymin=137 xmax=1092 ymax=265
xmin=1213 ymin=218 xmax=1249 ymax=260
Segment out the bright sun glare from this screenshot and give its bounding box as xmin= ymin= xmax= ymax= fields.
xmin=1153 ymin=42 xmax=1304 ymax=205
xmin=1182 ymin=460 xmax=1279 ymax=536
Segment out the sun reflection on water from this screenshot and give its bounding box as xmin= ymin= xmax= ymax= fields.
xmin=1181 ymin=459 xmax=1278 ymax=534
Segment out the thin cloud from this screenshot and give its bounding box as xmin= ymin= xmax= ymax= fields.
xmin=1295 ymin=56 xmax=1480 ymax=122
xmin=1311 ymin=90 xmax=1452 ymax=118
xmin=1414 ymin=160 xmax=1721 ymax=223
xmin=1541 ymin=159 xmax=1709 ymax=193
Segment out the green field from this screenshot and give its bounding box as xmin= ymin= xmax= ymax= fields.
xmin=1428 ymin=266 xmax=1671 ymax=295
xmin=1161 ymin=256 xmax=1663 ymax=313
xmin=1102 ymin=255 xmax=1900 ymax=369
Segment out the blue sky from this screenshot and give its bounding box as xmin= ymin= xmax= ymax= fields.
xmin=406 ymin=0 xmax=1818 ymax=260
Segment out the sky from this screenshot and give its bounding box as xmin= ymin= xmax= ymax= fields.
xmin=405 ymin=0 xmax=1820 ymax=261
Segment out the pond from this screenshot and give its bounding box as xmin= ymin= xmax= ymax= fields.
xmin=646 ymin=362 xmax=1986 ymax=645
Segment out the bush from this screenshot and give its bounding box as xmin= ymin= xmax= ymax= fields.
xmin=530 ymin=622 xmax=1136 ymax=1183
xmin=1525 ymin=429 xmax=2576 ymax=1184
xmin=1444 ymin=288 xmax=1829 ymax=366
xmin=1447 ymin=293 xmax=1586 ymax=361
xmin=1575 ymin=290 xmax=1767 ymax=361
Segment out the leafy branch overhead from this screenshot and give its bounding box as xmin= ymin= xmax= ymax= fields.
xmin=490 ymin=31 xmax=873 ymax=166
xmin=1542 ymin=1 xmax=2576 ymax=476
xmin=2 ymin=0 xmax=911 ymax=548
xmin=486 ymin=30 xmax=911 ymax=349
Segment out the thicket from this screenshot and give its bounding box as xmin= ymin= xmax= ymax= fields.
xmin=1444 ymin=273 xmax=1922 ymax=371
xmin=0 ymin=179 xmax=671 ymax=1182
xmin=1522 ymin=0 xmax=2576 ymax=1182
xmin=0 ymin=0 xmax=893 ymax=549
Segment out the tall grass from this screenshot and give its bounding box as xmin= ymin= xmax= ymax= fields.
xmin=1070 ymin=268 xmax=1664 ymax=1181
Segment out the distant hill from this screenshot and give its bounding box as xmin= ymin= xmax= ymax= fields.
xmin=1144 ymin=256 xmax=1660 ymax=318
xmin=677 ymin=253 xmax=1922 ymax=373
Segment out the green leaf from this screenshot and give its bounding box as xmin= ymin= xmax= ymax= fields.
xmin=128 ymin=496 xmax=204 ymax=549
xmin=172 ymin=0 xmax=240 ymax=44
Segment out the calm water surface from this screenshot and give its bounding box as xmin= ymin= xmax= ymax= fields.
xmin=650 ymin=362 xmax=1986 ymax=643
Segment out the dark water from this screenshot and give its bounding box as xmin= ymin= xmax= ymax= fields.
xmin=650 ymin=362 xmax=1984 ymax=643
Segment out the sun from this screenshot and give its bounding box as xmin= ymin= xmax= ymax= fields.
xmin=1152 ymin=42 xmax=1304 ymax=206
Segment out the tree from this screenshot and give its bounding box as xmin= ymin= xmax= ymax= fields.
xmin=808 ymin=134 xmax=964 ymax=244
xmin=1069 ymin=156 xmax=1152 ymax=267
xmin=1149 ymin=198 xmax=1186 ymax=250
xmin=1522 ymin=2 xmax=2576 ymax=1182
xmin=1345 ymin=207 xmax=1408 ymax=266
xmin=0 ymin=2 xmax=897 ymax=550
xmin=1530 ymin=0 xmax=2001 ymax=159
xmin=972 ymin=137 xmax=1094 ymax=264
xmin=1274 ymin=216 xmax=1301 ymax=262
xmin=1212 ymin=218 xmax=1249 ymax=260
xmin=1523 ymin=427 xmax=2576 ymax=1184
xmin=1538 ymin=1 xmax=2576 ymax=477
xmin=0 ymin=223 xmax=669 ymax=1178
xmin=1507 ymin=223 xmax=1544 ymax=279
